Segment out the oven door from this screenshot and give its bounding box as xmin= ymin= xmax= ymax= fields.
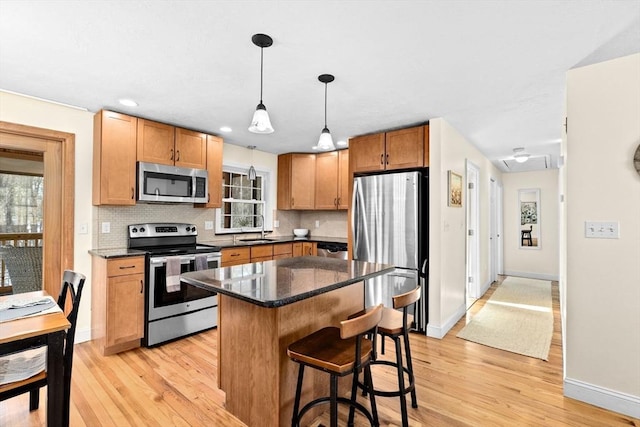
xmin=147 ymin=253 xmax=220 ymax=321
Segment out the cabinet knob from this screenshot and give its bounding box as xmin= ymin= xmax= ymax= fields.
xmin=386 ymin=153 xmax=389 ymax=164
xmin=131 ymin=187 xmax=134 ymax=200
xmin=380 ymin=154 xmax=384 ymax=165
xmin=176 ymin=150 xmax=180 ymax=161
xmin=170 ymin=148 xmax=174 ymax=160
xmin=140 ymin=279 xmax=143 ymax=294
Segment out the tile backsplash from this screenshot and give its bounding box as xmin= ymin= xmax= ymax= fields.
xmin=92 ymin=205 xmax=348 ymax=249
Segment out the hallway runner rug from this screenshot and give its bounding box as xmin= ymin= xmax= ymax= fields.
xmin=457 ymin=276 xmax=553 ymax=360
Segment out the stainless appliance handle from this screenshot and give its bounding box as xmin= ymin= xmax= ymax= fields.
xmin=149 ymin=253 xmax=222 ymax=265
xmin=351 ymin=178 xmax=359 ymax=259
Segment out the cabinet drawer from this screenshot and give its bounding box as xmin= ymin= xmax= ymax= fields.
xmin=273 ymin=243 xmax=293 ymax=256
xmin=107 ymin=257 xmax=145 ymax=277
xmin=251 ymin=245 xmax=273 ymax=259
xmin=222 ymin=247 xmax=250 ymax=264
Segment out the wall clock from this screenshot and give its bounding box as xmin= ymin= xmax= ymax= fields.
xmin=635 ymin=143 xmax=640 ymax=177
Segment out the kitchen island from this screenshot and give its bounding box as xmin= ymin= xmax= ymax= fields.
xmin=181 ymin=256 xmax=393 ymax=427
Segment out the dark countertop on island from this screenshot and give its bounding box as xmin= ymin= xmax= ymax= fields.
xmin=181 ymin=256 xmax=392 ymax=308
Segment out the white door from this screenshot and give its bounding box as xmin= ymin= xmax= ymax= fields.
xmin=489 ymin=177 xmax=501 ymax=283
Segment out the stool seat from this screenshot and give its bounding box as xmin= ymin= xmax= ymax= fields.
xmin=287 ymin=327 xmax=374 ymax=375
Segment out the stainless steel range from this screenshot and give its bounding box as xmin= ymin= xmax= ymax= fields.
xmin=128 ymin=223 xmax=221 ymax=346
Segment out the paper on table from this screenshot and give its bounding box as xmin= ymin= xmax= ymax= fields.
xmin=0 ymin=296 xmax=60 ymax=323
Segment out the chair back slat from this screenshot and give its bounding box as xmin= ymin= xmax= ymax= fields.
xmin=392 ymin=286 xmax=421 ymax=310
xmin=340 ymin=304 xmax=383 ymax=339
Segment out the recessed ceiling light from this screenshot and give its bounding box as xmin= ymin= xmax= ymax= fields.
xmin=336 ymin=140 xmax=348 ymax=147
xmin=220 ymin=126 xmax=232 ymax=132
xmin=119 ymin=99 xmax=138 ymax=107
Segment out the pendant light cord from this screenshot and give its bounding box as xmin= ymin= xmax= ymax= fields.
xmin=259 ymin=47 xmax=264 ymax=103
xmin=324 ymin=83 xmax=328 ymax=128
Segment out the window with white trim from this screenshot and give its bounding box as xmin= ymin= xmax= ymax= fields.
xmin=215 ymin=167 xmax=269 ymax=233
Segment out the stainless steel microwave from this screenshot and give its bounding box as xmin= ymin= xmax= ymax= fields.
xmin=137 ymin=162 xmax=208 ymax=203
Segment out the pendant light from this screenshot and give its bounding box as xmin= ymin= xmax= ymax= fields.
xmin=317 ymin=74 xmax=335 ymax=151
xmin=248 ymin=34 xmax=274 ymax=134
xmin=247 ymin=145 xmax=257 ymax=181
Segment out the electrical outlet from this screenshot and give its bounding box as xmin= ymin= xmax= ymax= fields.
xmin=205 ymin=221 xmax=214 ymax=230
xmin=315 ymin=220 xmax=320 ymax=228
xmin=101 ymin=222 xmax=110 ymax=234
xmin=585 ymin=221 xmax=619 ymax=239
xmin=79 ymin=223 xmax=88 ymax=234
xmin=274 ymin=220 xmax=280 ymax=228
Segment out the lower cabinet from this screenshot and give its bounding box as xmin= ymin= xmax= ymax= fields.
xmin=293 ymin=242 xmax=317 ymax=256
xmin=221 ymin=247 xmax=251 ymax=267
xmin=91 ymin=256 xmax=145 ymax=356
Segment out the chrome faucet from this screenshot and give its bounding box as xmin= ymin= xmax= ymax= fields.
xmin=258 ymin=214 xmax=265 ymax=239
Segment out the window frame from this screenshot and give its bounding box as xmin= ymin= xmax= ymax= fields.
xmin=215 ymin=164 xmax=272 ymax=234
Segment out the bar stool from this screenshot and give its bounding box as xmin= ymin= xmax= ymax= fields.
xmin=353 ymin=286 xmax=421 ymax=427
xmin=287 ymin=304 xmax=384 ymax=427
xmin=521 ymin=225 xmax=533 ymax=246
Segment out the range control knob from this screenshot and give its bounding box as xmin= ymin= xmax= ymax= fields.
xmin=191 ymin=226 xmax=197 ymax=233
xmin=185 ymin=226 xmax=191 ymax=232
xmin=131 ymin=227 xmax=138 ymax=233
xmin=140 ymin=227 xmax=145 ymax=233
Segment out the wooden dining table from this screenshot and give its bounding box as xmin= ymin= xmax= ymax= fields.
xmin=0 ymin=291 xmax=71 ymax=426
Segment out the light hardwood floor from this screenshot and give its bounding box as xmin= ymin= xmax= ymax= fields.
xmin=1 ymin=276 xmax=638 ymax=426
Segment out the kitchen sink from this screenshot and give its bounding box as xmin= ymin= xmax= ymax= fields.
xmin=238 ymin=238 xmax=276 ymax=243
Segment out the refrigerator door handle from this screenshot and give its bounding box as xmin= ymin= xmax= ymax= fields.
xmin=351 ymin=178 xmax=359 ymax=259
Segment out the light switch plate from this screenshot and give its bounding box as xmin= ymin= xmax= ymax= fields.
xmin=273 ymin=220 xmax=280 ymax=228
xmin=204 ymin=221 xmax=214 ymax=230
xmin=315 ymin=220 xmax=320 ymax=228
xmin=585 ymin=221 xmax=619 ymax=239
xmin=101 ymin=222 xmax=110 ymax=234
xmin=79 ymin=223 xmax=88 ymax=234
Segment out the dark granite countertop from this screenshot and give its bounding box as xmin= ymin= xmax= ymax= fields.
xmin=88 ymin=248 xmax=147 ymax=258
xmin=181 ymin=256 xmax=392 ymax=308
xmin=203 ymin=235 xmax=347 ymax=249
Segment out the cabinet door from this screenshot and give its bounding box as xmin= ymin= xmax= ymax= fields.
xmin=290 ymin=154 xmax=316 ymax=209
xmin=349 ymin=133 xmax=385 ymax=173
xmin=337 ymin=150 xmax=350 ymax=210
xmin=93 ymin=110 xmax=137 ymax=205
xmin=385 ymin=126 xmax=424 ymax=170
xmin=277 ymin=154 xmax=292 ymax=210
xmin=106 ymin=273 xmax=144 ymax=347
xmin=315 ymin=152 xmax=339 ymax=210
xmin=292 ymin=242 xmax=303 ymax=257
xmin=196 ymin=135 xmax=223 ymax=208
xmin=303 ymin=242 xmax=317 ymax=256
xmin=423 ymin=124 xmax=430 ymax=167
xmin=175 ymin=128 xmax=207 ymax=169
xmin=137 ymin=119 xmax=175 ymax=166
xmin=221 ymin=247 xmax=251 ymax=267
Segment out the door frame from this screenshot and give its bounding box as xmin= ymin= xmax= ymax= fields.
xmin=465 ymin=160 xmax=480 ymax=300
xmin=0 ymin=121 xmax=75 ymax=298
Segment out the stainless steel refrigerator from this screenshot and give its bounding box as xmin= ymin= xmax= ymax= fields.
xmin=352 ymin=171 xmax=428 ymax=332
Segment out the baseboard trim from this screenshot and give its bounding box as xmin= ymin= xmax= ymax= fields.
xmin=426 ymin=302 xmax=466 ymax=339
xmin=74 ymin=326 xmax=92 ymax=344
xmin=480 ymin=278 xmax=492 ymax=296
xmin=564 ymin=377 xmax=640 ymax=419
xmin=503 ymin=270 xmax=559 ymax=281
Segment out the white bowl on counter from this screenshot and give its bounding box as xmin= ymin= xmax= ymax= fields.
xmin=293 ymin=228 xmax=309 ymax=237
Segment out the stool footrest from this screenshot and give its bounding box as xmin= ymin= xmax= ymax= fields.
xmin=295 ymin=395 xmax=376 ymax=426
xmin=357 ymin=360 xmax=416 ymax=398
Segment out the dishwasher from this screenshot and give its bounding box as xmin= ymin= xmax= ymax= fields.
xmin=316 ymin=242 xmax=348 ymax=260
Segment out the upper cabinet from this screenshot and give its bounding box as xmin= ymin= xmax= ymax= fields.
xmin=315 ymin=150 xmax=349 ymax=210
xmin=349 ymin=125 xmax=429 ymax=174
xmin=93 ymin=110 xmax=137 ymax=206
xmin=93 ymin=110 xmax=221 ymax=206
xmin=278 ymin=153 xmax=316 ymax=210
xmin=195 ymin=135 xmax=224 ymax=209
xmin=137 ymin=119 xmax=207 ymax=169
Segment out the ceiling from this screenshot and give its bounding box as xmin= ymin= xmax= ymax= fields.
xmin=1 ymin=1 xmax=638 ymax=173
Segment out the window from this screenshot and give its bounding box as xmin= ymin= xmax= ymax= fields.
xmin=216 ymin=167 xmax=270 ymax=233
xmin=0 ymin=173 xmax=44 ymax=235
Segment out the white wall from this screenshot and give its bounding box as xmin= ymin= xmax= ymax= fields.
xmin=0 ymin=91 xmax=95 ymax=341
xmin=564 ymin=53 xmax=640 ymax=418
xmin=502 ymin=170 xmax=559 ymax=280
xmin=427 ymin=118 xmax=503 ymax=338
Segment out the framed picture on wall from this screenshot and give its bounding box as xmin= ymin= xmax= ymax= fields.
xmin=448 ymin=170 xmax=463 ymax=207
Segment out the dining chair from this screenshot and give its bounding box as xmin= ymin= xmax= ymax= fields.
xmin=0 ymin=269 xmax=86 ymax=426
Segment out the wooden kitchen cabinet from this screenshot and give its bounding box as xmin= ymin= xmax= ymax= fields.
xmin=221 ymin=247 xmax=251 ymax=267
xmin=92 ymin=110 xmax=137 ymax=205
xmin=293 ymin=242 xmax=317 ymax=256
xmin=272 ymin=243 xmax=293 ymax=259
xmin=195 ymin=134 xmax=223 ymax=208
xmin=349 ymin=125 xmax=429 ymax=173
xmin=137 ymin=118 xmax=207 ymax=169
xmin=91 ymin=255 xmax=145 ymax=355
xmin=277 ymin=153 xmax=316 ymax=210
xmin=250 ymin=245 xmax=273 ymax=262
xmin=315 ymin=150 xmax=349 ymax=210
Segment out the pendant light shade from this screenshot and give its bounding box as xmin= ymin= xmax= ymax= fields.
xmin=248 ymin=34 xmax=274 ymax=134
xmin=317 ymin=74 xmax=335 ymax=151
xmin=248 ymin=145 xmax=257 ymax=181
